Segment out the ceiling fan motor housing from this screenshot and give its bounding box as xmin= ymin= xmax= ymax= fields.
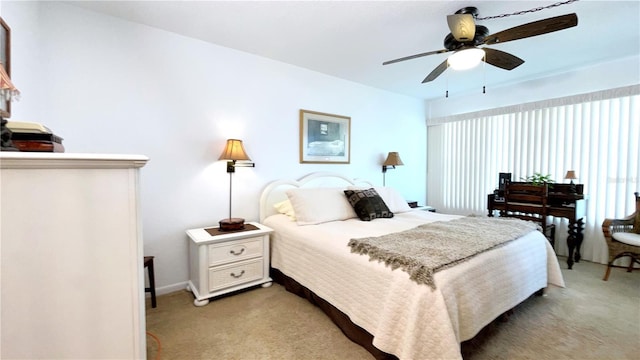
xmin=455 ymin=7 xmax=479 ymax=17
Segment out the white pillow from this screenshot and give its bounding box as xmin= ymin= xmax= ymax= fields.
xmin=286 ymin=187 xmax=357 ymax=225
xmin=347 ymin=186 xmax=412 ymax=213
xmin=273 ymin=199 xmax=296 ymax=221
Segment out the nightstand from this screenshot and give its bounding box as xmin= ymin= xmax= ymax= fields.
xmin=186 ymin=222 xmax=273 ymax=306
xmin=408 ymin=201 xmax=436 ymax=212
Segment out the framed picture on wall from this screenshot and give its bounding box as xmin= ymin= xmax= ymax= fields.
xmin=0 ymin=17 xmax=11 ymax=118
xmin=299 ymin=109 xmax=351 ymax=164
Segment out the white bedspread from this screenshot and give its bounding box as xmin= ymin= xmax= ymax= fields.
xmin=264 ymin=210 xmax=565 ymax=360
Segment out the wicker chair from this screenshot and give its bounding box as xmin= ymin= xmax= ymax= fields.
xmin=602 ymin=192 xmax=640 ymax=281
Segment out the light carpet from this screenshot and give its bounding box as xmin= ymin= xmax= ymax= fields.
xmin=145 ymin=257 xmax=639 ymax=359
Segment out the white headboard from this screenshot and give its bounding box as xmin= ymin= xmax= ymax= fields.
xmin=259 ymin=172 xmax=374 ymax=222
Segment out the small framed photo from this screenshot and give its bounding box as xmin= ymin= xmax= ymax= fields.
xmin=299 ymin=109 xmax=350 ymax=164
xmin=0 ymin=17 xmax=11 ymax=118
xmin=499 ymin=172 xmax=512 ymax=190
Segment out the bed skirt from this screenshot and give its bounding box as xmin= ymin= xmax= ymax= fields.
xmin=271 ymin=267 xmax=545 ymax=359
xmin=270 ymin=267 xmax=398 ymax=360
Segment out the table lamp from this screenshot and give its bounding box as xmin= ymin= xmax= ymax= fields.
xmin=564 ymin=170 xmax=577 ymax=193
xmin=218 ymin=139 xmax=255 ymax=231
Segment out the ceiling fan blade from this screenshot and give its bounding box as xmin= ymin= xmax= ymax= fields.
xmin=483 ymin=13 xmax=578 ymax=45
xmin=383 ymin=49 xmax=450 ymax=66
xmin=447 ymin=14 xmax=476 ymax=42
xmin=482 ymin=48 xmax=524 ymax=70
xmin=422 ymin=60 xmax=448 ymax=83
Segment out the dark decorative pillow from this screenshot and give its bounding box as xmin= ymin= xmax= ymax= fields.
xmin=344 ymin=188 xmax=394 ymax=221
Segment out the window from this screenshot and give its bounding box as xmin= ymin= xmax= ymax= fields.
xmin=427 ymin=85 xmax=639 ymax=264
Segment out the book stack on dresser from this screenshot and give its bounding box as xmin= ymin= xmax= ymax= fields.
xmin=6 ymin=120 xmax=64 ymax=152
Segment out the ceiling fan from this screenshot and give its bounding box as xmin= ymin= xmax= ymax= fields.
xmin=383 ymin=7 xmax=578 ymax=83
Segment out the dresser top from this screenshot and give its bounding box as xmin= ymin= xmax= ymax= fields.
xmin=0 ymin=152 xmax=149 ymax=169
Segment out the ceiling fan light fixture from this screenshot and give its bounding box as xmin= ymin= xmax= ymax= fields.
xmin=448 ymin=48 xmax=485 ymax=70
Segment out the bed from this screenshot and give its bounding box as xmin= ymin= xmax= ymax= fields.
xmin=259 ymin=172 xmax=565 ymax=360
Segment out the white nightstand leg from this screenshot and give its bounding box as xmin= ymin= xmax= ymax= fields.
xmin=261 ymin=281 xmax=273 ymax=288
xmin=193 ymin=298 xmax=210 ymax=307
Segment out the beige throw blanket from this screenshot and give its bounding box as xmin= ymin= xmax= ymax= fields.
xmin=348 ymin=216 xmax=537 ymax=289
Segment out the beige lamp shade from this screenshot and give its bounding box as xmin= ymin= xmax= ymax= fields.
xmin=219 ymin=139 xmax=251 ymax=161
xmin=383 ymin=152 xmax=404 ymax=166
xmin=564 ymin=170 xmax=577 ymax=180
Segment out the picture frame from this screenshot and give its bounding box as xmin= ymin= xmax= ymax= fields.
xmin=0 ymin=17 xmax=11 ymax=118
xmin=499 ymin=172 xmax=512 ymax=190
xmin=299 ymin=109 xmax=351 ymax=164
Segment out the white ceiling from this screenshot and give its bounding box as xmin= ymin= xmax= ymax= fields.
xmin=67 ymin=0 xmax=640 ymax=101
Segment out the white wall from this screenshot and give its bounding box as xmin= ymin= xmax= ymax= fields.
xmin=8 ymin=1 xmax=635 ymax=292
xmin=427 ymin=55 xmax=640 ymax=119
xmin=3 ymin=1 xmax=427 ymax=293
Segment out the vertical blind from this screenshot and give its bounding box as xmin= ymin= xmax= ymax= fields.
xmin=427 ymin=87 xmax=640 ymax=264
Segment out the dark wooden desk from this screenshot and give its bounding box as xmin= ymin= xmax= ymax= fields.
xmin=487 ymin=183 xmax=587 ymax=269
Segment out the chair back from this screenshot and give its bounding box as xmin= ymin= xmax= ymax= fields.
xmin=504 ymin=181 xmax=549 ymax=234
xmin=504 ymin=181 xmax=549 ymax=208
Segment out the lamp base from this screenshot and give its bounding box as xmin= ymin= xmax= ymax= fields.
xmin=219 ymin=217 xmax=245 ymax=231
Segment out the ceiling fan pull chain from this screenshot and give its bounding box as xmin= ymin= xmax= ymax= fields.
xmin=476 ymin=0 xmax=579 ymax=21
xmin=446 ymin=64 xmax=450 ymax=98
xmin=482 ymin=53 xmax=486 ymax=94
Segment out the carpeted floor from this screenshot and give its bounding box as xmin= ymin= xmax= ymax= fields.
xmin=145 ymin=257 xmax=640 ymax=359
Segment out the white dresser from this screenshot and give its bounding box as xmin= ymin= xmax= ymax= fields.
xmin=0 ymin=152 xmax=148 ymax=359
xmin=186 ymin=222 xmax=273 ymax=306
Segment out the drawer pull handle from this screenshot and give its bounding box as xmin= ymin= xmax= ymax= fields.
xmin=229 ymin=247 xmax=245 ymax=256
xmin=230 ymin=270 xmax=245 ymax=278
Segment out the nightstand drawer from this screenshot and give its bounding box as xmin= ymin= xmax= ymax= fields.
xmin=209 ymin=258 xmax=264 ymax=292
xmin=208 ymin=236 xmax=263 ymax=267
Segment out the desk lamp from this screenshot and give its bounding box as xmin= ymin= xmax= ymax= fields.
xmin=218 ymin=139 xmax=255 ymax=231
xmin=382 ymin=152 xmax=404 ymax=186
xmin=564 ymin=170 xmax=577 ymax=193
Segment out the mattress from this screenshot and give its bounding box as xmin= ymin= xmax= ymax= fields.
xmin=264 ymin=210 xmax=565 ymax=360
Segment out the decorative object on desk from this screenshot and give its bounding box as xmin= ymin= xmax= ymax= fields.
xmin=521 ymin=172 xmax=554 ymax=187
xmin=218 ymin=139 xmax=255 ymax=231
xmin=382 ymin=151 xmax=403 ymax=186
xmin=498 ymin=172 xmax=511 ymax=190
xmin=564 ymin=170 xmax=578 ymax=193
xmin=299 ymin=109 xmax=350 ymax=164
